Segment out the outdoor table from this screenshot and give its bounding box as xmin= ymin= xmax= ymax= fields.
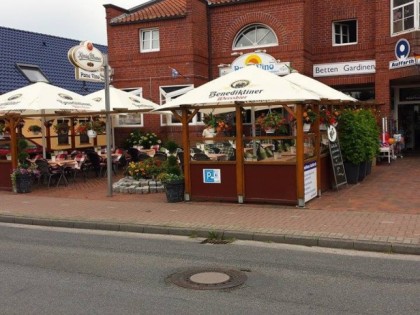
xmin=139 ymin=149 xmax=155 ymax=157
xmin=207 ymin=153 xmax=227 ymax=161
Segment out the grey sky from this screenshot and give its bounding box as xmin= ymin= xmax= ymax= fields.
xmin=0 ymin=0 xmax=149 ymax=45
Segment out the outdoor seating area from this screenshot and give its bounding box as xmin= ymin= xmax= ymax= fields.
xmin=16 ymin=144 xmax=186 ymax=191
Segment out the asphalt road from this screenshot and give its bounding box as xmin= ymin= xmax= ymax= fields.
xmin=0 ymin=223 xmax=419 ymax=315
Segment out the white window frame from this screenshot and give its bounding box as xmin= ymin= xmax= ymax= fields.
xmin=114 ymin=88 xmax=145 ymax=127
xmin=332 ymin=20 xmax=358 ymax=46
xmin=391 ymin=0 xmax=419 ymax=35
xmin=159 ymin=85 xmax=198 ymax=126
xmin=140 ymin=28 xmax=160 ymax=53
xmin=232 ymin=24 xmax=278 ymax=50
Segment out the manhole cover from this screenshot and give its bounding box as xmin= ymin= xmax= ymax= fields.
xmin=167 ymin=267 xmax=248 ymax=290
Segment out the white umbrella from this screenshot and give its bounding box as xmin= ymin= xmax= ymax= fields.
xmin=283 ymin=72 xmax=357 ymax=102
xmin=85 ymin=86 xmax=160 ymax=112
xmin=0 ymin=82 xmax=95 ymax=115
xmin=0 ymin=82 xmax=96 ymax=158
xmin=85 ymin=86 xmax=166 ymax=149
xmin=154 ymin=65 xmax=321 ymax=114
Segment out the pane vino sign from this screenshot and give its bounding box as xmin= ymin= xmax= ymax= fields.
xmin=327 ymin=125 xmax=347 ymax=189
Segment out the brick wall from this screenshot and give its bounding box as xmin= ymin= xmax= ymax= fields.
xmin=106 ymin=0 xmax=420 ymax=143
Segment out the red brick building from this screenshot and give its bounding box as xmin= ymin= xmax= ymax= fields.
xmin=105 ymin=0 xmax=420 ymax=150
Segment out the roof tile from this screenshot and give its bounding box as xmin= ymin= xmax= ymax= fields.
xmin=111 ymin=0 xmax=187 ymax=24
xmin=0 ymin=27 xmax=107 ymax=95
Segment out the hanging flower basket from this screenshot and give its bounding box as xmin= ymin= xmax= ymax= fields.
xmin=256 ymin=111 xmax=288 ymax=134
xmin=27 ymin=125 xmax=42 ymax=135
xmin=87 ymin=130 xmax=97 ymax=138
xmin=303 ymin=123 xmax=311 ymax=132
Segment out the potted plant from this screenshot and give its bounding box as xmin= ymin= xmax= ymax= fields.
xmin=338 ymin=109 xmax=365 ymax=184
xmin=91 ymin=120 xmax=106 ymax=134
xmin=11 ymin=163 xmax=40 ymax=193
xmin=157 ymin=155 xmax=184 ymax=202
xmin=256 ymin=111 xmax=287 ymax=134
xmin=75 ymin=122 xmax=89 ymax=134
xmin=164 ymin=139 xmax=179 ymax=155
xmin=27 ymin=124 xmax=42 ymax=135
xmin=203 ymin=113 xmax=218 ymax=132
xmin=303 ymin=106 xmax=317 ymax=132
xmin=0 ymin=122 xmax=5 ymax=138
xmin=357 ymin=108 xmax=380 ymax=179
xmin=53 ymin=122 xmax=69 ymax=135
xmin=319 ymin=108 xmax=340 ymax=129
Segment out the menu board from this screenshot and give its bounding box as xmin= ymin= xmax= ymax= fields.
xmin=329 ymin=138 xmax=347 ymax=189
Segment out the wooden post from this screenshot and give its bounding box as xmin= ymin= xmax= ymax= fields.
xmin=7 ymin=115 xmax=19 ymax=170
xmin=235 ymin=105 xmax=244 ymax=203
xmin=70 ymin=117 xmax=76 ymax=150
xmin=296 ymin=104 xmax=305 ymax=207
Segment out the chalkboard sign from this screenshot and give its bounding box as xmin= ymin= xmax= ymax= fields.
xmin=328 ymin=133 xmax=347 ymax=189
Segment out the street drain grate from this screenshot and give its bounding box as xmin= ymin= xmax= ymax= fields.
xmin=167 ymin=267 xmax=248 ymax=290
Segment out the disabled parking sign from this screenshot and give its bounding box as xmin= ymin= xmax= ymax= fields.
xmin=203 ymin=169 xmax=221 ymax=184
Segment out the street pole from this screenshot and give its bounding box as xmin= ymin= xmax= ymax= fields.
xmin=104 ymin=54 xmax=113 ymax=197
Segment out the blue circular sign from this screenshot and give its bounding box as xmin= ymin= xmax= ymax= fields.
xmin=395 ymin=38 xmax=410 ymax=60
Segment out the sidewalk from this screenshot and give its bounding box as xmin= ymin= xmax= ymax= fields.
xmin=0 ymin=156 xmax=419 ymax=255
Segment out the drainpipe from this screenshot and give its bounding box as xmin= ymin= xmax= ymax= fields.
xmin=206 ymin=2 xmax=213 ymax=81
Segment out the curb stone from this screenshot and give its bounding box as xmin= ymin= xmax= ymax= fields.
xmin=0 ymin=214 xmax=419 ymax=255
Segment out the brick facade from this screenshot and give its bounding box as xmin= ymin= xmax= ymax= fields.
xmin=106 ymin=0 xmax=420 ymax=149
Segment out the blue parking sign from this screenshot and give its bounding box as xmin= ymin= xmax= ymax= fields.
xmin=203 ymin=169 xmax=221 ymax=183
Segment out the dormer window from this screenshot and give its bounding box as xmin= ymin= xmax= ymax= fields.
xmin=16 ymin=63 xmax=49 ymax=83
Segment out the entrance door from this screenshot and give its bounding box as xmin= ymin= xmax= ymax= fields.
xmin=398 ymin=104 xmax=420 ymax=150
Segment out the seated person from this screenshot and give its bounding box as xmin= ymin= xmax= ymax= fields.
xmin=202 ymin=125 xmax=216 ymax=144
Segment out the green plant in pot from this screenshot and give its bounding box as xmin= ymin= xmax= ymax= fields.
xmin=337 ymin=109 xmax=366 ymax=184
xmin=157 ymin=155 xmax=184 ymax=202
xmin=357 ymin=108 xmax=380 ymax=179
xmin=163 ymin=139 xmax=179 ymax=155
xmin=27 ymin=124 xmax=42 ymax=134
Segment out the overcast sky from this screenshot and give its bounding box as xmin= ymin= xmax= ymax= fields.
xmin=0 ymin=0 xmax=150 ymax=45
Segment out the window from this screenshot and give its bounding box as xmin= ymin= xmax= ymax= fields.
xmin=233 ymin=24 xmax=278 ymax=50
xmin=77 ymin=118 xmax=90 ymax=144
xmin=159 ymin=85 xmax=196 ymax=125
xmin=391 ymin=0 xmax=418 ymax=34
xmin=115 ymin=88 xmax=144 ymax=127
xmin=140 ymin=29 xmax=160 ymax=52
xmin=333 ymin=20 xmax=357 ymax=45
xmin=56 ymin=119 xmax=69 ymax=145
xmin=16 ymin=64 xmax=49 ymax=82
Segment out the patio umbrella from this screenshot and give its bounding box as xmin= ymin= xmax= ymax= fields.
xmin=0 ymin=82 xmax=96 ymax=159
xmin=154 ymin=65 xmax=321 ymax=114
xmin=85 ymin=86 xmax=160 ymax=112
xmin=0 ymin=81 xmax=95 ymax=116
xmin=85 ymin=86 xmax=168 ymax=148
xmin=283 ymin=72 xmax=357 ymax=102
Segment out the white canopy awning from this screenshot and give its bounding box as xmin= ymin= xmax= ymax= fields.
xmin=0 ymin=82 xmax=95 ymax=116
xmin=154 ymin=65 xmax=321 ymax=114
xmin=283 ymin=72 xmax=357 ymax=102
xmin=85 ymin=86 xmax=160 ymax=112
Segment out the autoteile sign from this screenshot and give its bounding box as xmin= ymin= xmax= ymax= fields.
xmin=68 ymin=41 xmax=104 ymax=82
xmin=389 ymin=38 xmax=417 ymax=70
